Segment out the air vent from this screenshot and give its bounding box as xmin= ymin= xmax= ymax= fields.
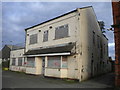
xmin=49 ymin=26 xmax=52 ymax=29
xmin=39 ymin=30 xmax=41 ymax=32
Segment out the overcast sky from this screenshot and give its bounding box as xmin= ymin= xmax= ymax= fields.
xmin=2 ymin=2 xmax=115 ymax=59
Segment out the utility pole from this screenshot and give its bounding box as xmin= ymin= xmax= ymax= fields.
xmin=112 ymin=0 xmax=120 ymax=87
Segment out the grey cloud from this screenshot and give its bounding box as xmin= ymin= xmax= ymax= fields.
xmin=2 ymin=2 xmax=115 ymax=59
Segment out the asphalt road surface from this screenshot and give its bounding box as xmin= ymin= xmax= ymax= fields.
xmin=2 ymin=70 xmax=115 ymax=88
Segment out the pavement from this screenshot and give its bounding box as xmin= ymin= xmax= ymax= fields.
xmin=2 ymin=70 xmax=115 ymax=88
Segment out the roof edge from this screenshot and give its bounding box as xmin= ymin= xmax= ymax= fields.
xmin=25 ymin=9 xmax=77 ymax=31
xmin=25 ymin=6 xmax=92 ymax=31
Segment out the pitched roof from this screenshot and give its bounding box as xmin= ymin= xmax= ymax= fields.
xmin=2 ymin=45 xmax=25 ymax=51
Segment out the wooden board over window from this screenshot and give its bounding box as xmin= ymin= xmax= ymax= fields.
xmin=29 ymin=34 xmax=38 ymax=44
xmin=47 ymin=56 xmax=61 ymax=68
xmin=55 ymin=24 xmax=69 ymax=39
xmin=43 ymin=30 xmax=48 ymax=42
xmin=27 ymin=57 xmax=35 ymax=67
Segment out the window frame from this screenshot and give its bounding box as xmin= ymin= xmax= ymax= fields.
xmin=47 ymin=56 xmax=68 ymax=69
xmin=54 ymin=24 xmax=69 ymax=40
xmin=62 ymin=56 xmax=68 ymax=68
xmin=47 ymin=56 xmax=61 ymax=68
xmin=29 ymin=34 xmax=38 ymax=45
xmin=43 ymin=30 xmax=49 ymax=42
xmin=26 ymin=57 xmax=35 ymax=67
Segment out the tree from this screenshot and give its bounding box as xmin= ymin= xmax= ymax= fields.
xmin=98 ymin=21 xmax=106 ymax=33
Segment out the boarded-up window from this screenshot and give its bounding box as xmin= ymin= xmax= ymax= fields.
xmin=47 ymin=56 xmax=61 ymax=68
xmin=12 ymin=58 xmax=16 ymax=66
xmin=62 ymin=56 xmax=67 ymax=68
xmin=43 ymin=30 xmax=48 ymax=42
xmin=29 ymin=34 xmax=37 ymax=44
xmin=55 ymin=24 xmax=69 ymax=39
xmin=18 ymin=57 xmax=22 ymax=66
xmin=27 ymin=57 xmax=35 ymax=67
xmin=93 ymin=32 xmax=95 ymax=45
xmin=97 ymin=35 xmax=100 ymax=48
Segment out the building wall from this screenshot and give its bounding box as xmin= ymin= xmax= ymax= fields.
xmin=24 ymin=7 xmax=110 ymax=81
xmin=2 ymin=45 xmax=11 ymax=60
xmin=112 ymin=2 xmax=120 ymax=86
xmin=44 ymin=56 xmax=68 ymax=78
xmin=25 ymin=8 xmax=81 ymax=79
xmin=67 ymin=55 xmax=80 ymax=79
xmin=26 ymin=57 xmax=42 ymax=75
xmin=77 ymin=7 xmax=110 ymax=81
xmin=9 ymin=49 xmax=26 ymax=72
xmin=25 ymin=12 xmax=78 ymax=52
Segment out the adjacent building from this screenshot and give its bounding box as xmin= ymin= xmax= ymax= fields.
xmin=112 ymin=1 xmax=120 ymax=86
xmin=1 ymin=45 xmax=24 ymax=62
xmin=9 ymin=48 xmax=26 ymax=72
xmin=1 ymin=45 xmax=13 ymax=62
xmin=9 ymin=6 xmax=111 ymax=81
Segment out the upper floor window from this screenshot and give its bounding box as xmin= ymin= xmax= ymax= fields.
xmin=29 ymin=34 xmax=38 ymax=45
xmin=55 ymin=24 xmax=69 ymax=39
xmin=43 ymin=30 xmax=48 ymax=42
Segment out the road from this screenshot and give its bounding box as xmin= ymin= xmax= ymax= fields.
xmin=2 ymin=70 xmax=115 ymax=88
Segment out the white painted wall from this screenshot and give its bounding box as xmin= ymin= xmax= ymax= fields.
xmin=9 ymin=49 xmax=26 ymax=72
xmin=26 ymin=57 xmax=42 ymax=75
xmin=24 ymin=7 xmax=110 ymax=81
xmin=25 ymin=12 xmax=78 ymax=52
xmin=45 ymin=68 xmax=61 ymax=78
xmin=78 ymin=7 xmax=110 ymax=81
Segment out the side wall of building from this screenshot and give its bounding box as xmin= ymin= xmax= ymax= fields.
xmin=77 ymin=7 xmax=110 ymax=81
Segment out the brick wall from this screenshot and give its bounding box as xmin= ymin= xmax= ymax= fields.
xmin=112 ymin=1 xmax=120 ymax=87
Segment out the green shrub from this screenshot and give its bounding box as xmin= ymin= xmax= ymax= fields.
xmin=2 ymin=60 xmax=10 ymax=68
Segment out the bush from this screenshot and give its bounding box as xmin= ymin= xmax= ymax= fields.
xmin=3 ymin=67 xmax=9 ymax=71
xmin=2 ymin=60 xmax=10 ymax=68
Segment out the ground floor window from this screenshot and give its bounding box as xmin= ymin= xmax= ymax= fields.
xmin=27 ymin=57 xmax=35 ymax=67
xmin=62 ymin=56 xmax=67 ymax=68
xmin=12 ymin=58 xmax=16 ymax=66
xmin=47 ymin=56 xmax=61 ymax=68
xmin=18 ymin=57 xmax=23 ymax=66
